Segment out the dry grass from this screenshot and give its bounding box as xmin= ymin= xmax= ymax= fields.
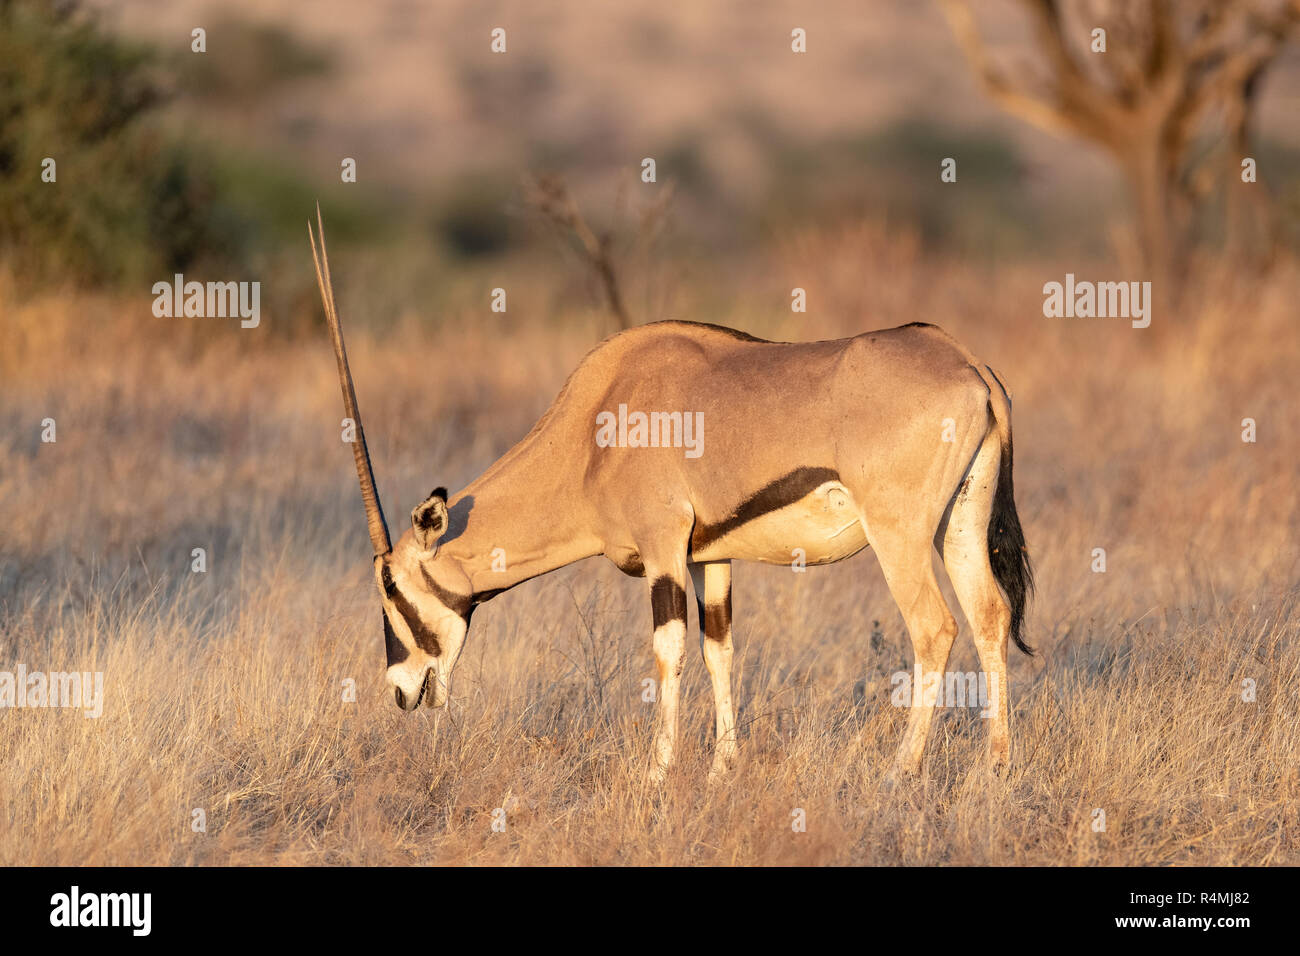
xmin=1 ymin=240 xmax=1298 ymax=865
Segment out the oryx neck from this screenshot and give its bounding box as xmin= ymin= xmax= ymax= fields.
xmin=442 ymin=476 xmax=602 ymax=606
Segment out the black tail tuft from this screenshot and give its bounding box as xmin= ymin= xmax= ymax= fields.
xmin=989 ymin=433 xmax=1034 ymax=655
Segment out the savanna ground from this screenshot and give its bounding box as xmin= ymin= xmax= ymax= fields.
xmin=2 ymin=228 xmax=1297 ymax=865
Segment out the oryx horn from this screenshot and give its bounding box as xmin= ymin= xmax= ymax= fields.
xmin=308 ymin=204 xmax=392 ymax=556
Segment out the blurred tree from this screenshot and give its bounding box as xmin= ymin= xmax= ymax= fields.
xmin=523 ymin=173 xmax=676 ymax=331
xmin=0 ymin=0 xmax=217 ymax=287
xmin=176 ymin=15 xmax=334 ymax=106
xmin=939 ymin=0 xmax=1300 ymax=276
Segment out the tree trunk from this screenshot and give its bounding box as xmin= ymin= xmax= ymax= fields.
xmin=1224 ymin=68 xmax=1276 ymax=268
xmin=1121 ymin=143 xmax=1173 ymax=282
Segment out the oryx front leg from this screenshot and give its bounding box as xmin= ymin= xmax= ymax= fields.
xmin=690 ymin=561 xmax=736 ymax=781
xmin=648 ymin=572 xmax=688 ymax=785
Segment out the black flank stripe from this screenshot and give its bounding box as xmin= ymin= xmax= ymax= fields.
xmin=691 ymin=467 xmax=839 ymax=551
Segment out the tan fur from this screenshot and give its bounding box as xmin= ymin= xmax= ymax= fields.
xmin=313 ymin=227 xmax=1022 ymax=785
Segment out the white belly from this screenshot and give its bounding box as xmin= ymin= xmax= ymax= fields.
xmin=691 ymin=482 xmax=869 ymax=565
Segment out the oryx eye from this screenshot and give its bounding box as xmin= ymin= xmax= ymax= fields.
xmin=381 ymin=565 xmax=398 ymax=598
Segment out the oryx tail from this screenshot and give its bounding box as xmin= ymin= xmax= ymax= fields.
xmin=984 ymin=372 xmax=1033 ymax=655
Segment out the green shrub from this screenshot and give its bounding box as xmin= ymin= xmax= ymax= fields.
xmin=0 ymin=0 xmax=226 ymax=287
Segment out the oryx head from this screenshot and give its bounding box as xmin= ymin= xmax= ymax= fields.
xmin=309 ymin=208 xmax=470 ymax=711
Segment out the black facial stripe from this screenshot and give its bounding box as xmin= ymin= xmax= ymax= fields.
xmin=396 ymin=597 xmax=440 ymax=655
xmin=383 ymin=610 xmax=409 ymax=666
xmin=419 ymin=565 xmax=472 ymax=620
xmin=385 ymin=576 xmax=442 ymax=656
xmin=691 ymin=467 xmax=840 ymax=551
xmin=650 ymin=576 xmax=687 ymax=630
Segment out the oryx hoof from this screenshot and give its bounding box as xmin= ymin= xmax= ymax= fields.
xmin=881 ymin=763 xmax=920 ymax=793
xmin=706 ymin=753 xmax=736 ymax=786
xmin=989 ymin=749 xmax=1010 ymax=779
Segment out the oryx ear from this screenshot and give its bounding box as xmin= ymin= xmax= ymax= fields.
xmin=411 ymin=487 xmax=449 ymax=552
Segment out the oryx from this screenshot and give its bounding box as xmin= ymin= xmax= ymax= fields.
xmin=308 ymin=211 xmax=1032 ymax=784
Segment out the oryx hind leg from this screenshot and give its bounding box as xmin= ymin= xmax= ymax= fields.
xmin=861 ymin=519 xmax=959 ymax=784
xmin=937 ymin=427 xmax=1013 ymax=774
xmin=689 ymin=560 xmax=736 ymax=781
